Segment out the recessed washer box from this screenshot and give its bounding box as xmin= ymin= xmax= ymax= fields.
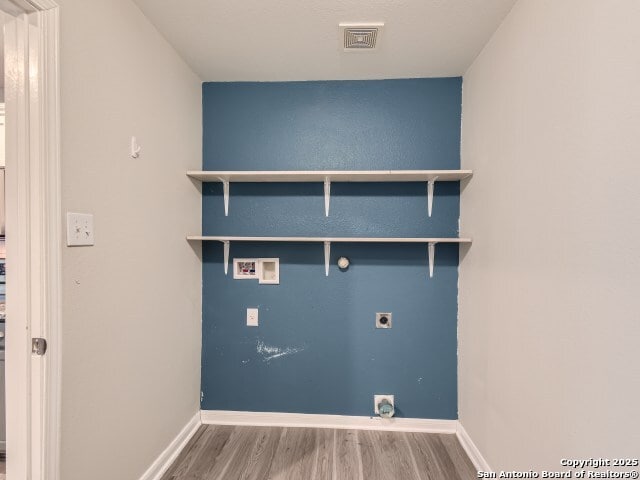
xmin=233 ymin=258 xmax=259 ymax=279
xmin=258 ymin=258 xmax=279 ymax=285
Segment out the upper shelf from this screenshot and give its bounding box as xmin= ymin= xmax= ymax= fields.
xmin=187 ymin=169 xmax=472 ymax=217
xmin=186 ymin=169 xmax=472 ymax=183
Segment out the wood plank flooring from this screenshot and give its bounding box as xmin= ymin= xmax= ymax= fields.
xmin=161 ymin=425 xmax=477 ymax=480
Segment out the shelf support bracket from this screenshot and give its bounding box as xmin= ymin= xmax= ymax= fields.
xmin=324 ymin=177 xmax=331 ymax=217
xmin=324 ymin=241 xmax=331 ymax=276
xmin=427 ymin=177 xmax=438 ymax=217
xmin=428 ymin=242 xmax=437 ymax=278
xmin=223 ymin=241 xmax=230 ymax=275
xmin=222 ymin=180 xmax=230 ymax=216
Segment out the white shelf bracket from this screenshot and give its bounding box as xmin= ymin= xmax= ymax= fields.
xmin=324 ymin=241 xmax=331 ymax=276
xmin=324 ymin=177 xmax=331 ymax=217
xmin=222 ymin=180 xmax=230 ymax=216
xmin=427 ymin=177 xmax=438 ymax=217
xmin=223 ymin=241 xmax=230 ymax=275
xmin=428 ymin=242 xmax=437 ymax=278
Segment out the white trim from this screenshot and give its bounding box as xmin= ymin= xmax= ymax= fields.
xmin=40 ymin=6 xmax=62 ymax=480
xmin=137 ymin=412 xmax=490 ymax=476
xmin=4 ymin=13 xmax=30 ymax=478
xmin=4 ymin=2 xmax=61 ymax=480
xmin=138 ymin=412 xmax=201 ymax=480
xmin=456 ymin=422 xmax=491 ymax=472
xmin=200 ymin=410 xmax=457 ymax=434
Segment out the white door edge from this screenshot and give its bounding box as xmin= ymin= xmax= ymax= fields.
xmin=4 ymin=2 xmax=61 ymax=480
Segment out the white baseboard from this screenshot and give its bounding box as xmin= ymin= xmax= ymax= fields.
xmin=137 ymin=410 xmax=490 ymax=479
xmin=139 ymin=411 xmax=201 ymax=480
xmin=456 ymin=422 xmax=491 ymax=472
xmin=200 ymin=410 xmax=457 ymax=433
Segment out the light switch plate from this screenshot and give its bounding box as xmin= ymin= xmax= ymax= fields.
xmin=247 ymin=308 xmax=259 ymax=327
xmin=66 ymin=212 xmax=94 ymax=246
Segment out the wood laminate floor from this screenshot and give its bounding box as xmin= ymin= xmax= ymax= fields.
xmin=161 ymin=425 xmax=477 ymax=480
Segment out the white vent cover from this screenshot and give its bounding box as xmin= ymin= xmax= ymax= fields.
xmin=340 ymin=23 xmax=384 ymax=51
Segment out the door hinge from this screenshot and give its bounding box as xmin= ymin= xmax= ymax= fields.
xmin=32 ymin=337 xmax=48 ymax=356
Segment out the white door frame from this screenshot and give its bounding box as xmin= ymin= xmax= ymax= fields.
xmin=4 ymin=0 xmax=60 ymax=479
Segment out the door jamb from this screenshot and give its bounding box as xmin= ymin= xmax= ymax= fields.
xmin=4 ymin=1 xmax=61 ymax=479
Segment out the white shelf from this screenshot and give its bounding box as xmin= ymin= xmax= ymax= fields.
xmin=187 ymin=235 xmax=471 ymax=279
xmin=186 ymin=169 xmax=472 ymax=217
xmin=187 ymin=170 xmax=472 ymax=183
xmin=187 ymin=236 xmax=471 ymax=243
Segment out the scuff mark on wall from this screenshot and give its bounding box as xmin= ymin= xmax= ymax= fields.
xmin=257 ymin=340 xmax=305 ymax=362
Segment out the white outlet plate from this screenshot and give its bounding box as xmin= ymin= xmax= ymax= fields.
xmin=247 ymin=308 xmax=259 ymax=327
xmin=374 ymin=394 xmax=394 ymax=414
xmin=66 ymin=212 xmax=94 ymax=246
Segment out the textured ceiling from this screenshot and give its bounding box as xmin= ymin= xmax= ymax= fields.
xmin=132 ymin=0 xmax=517 ymax=81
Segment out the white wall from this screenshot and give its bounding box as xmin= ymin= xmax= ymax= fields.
xmin=460 ymin=0 xmax=640 ymax=470
xmin=57 ymin=1 xmax=202 ymax=478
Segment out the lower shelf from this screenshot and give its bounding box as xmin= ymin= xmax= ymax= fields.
xmin=187 ymin=235 xmax=472 ymax=278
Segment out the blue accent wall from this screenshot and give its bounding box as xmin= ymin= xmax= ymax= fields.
xmin=201 ymin=79 xmax=462 ymax=419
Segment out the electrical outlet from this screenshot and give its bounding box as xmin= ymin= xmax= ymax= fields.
xmin=247 ymin=308 xmax=259 ymax=327
xmin=66 ymin=212 xmax=94 ymax=246
xmin=376 ymin=312 xmax=392 ymax=328
xmin=374 ymin=394 xmax=395 ymax=415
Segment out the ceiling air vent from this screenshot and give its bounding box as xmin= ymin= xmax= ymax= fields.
xmin=340 ymin=23 xmax=384 ymax=52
